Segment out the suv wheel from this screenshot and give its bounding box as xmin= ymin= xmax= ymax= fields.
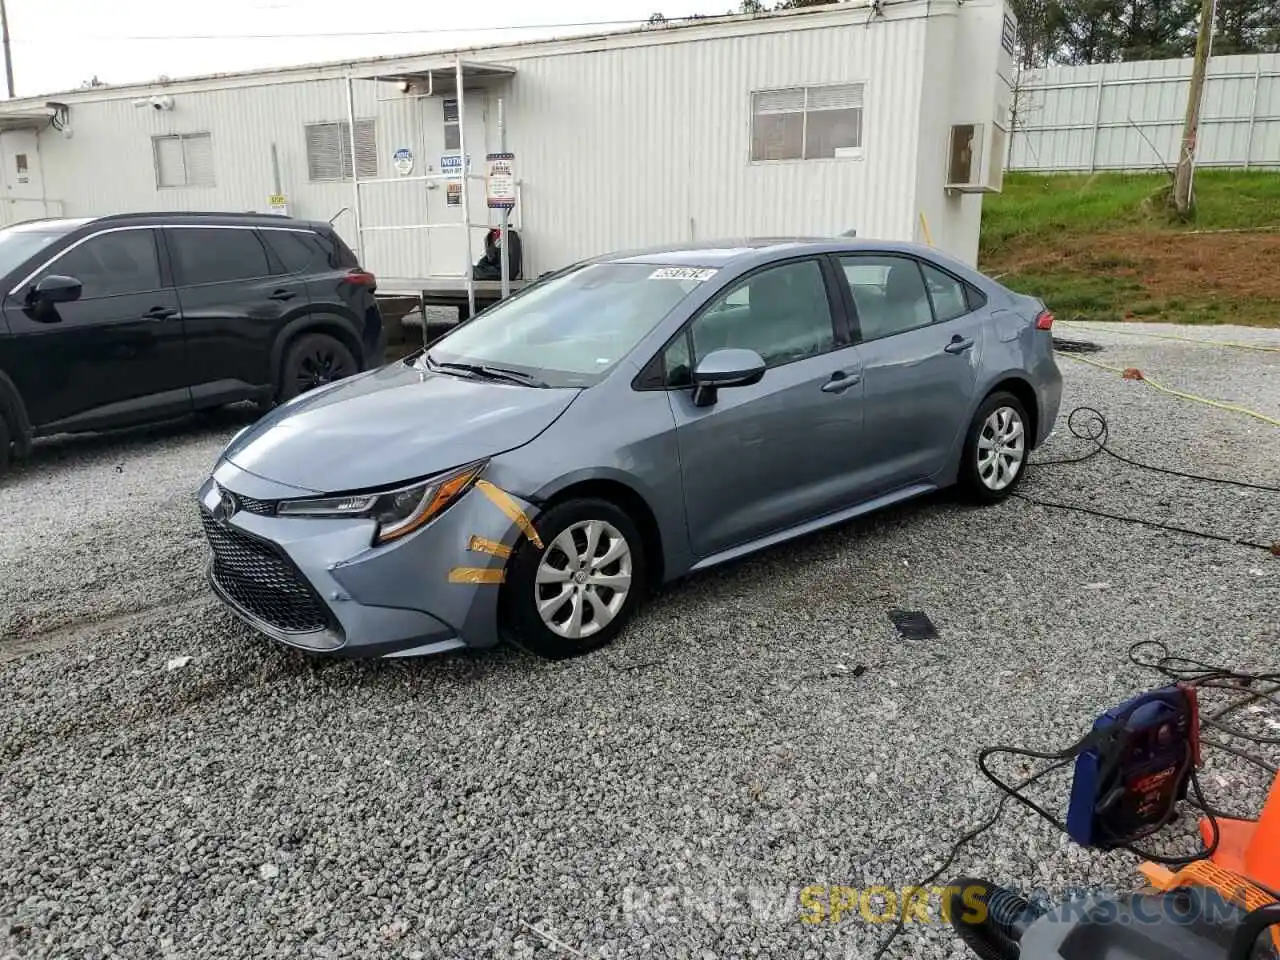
xmin=279 ymin=333 xmax=357 ymax=403
xmin=959 ymin=391 xmax=1029 ymax=503
xmin=501 ymin=498 xmax=647 ymax=660
xmin=0 ymin=416 xmax=10 ymax=478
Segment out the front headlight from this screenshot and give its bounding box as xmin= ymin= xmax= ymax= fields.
xmin=276 ymin=461 xmax=486 ymax=545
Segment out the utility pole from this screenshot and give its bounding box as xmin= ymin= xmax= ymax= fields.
xmin=0 ymin=0 xmax=13 ymax=99
xmin=1172 ymin=0 xmax=1215 ymax=216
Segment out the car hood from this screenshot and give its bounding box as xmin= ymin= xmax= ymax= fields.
xmin=223 ymin=362 xmax=580 ymax=492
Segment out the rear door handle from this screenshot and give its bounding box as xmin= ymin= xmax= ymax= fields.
xmin=143 ymin=306 xmax=177 ymax=321
xmin=268 ymin=289 xmax=296 ymax=301
xmin=944 ymin=335 xmax=975 ymax=355
xmin=821 ymin=370 xmax=862 ymax=394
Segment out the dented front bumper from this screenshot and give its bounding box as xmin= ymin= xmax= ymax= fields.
xmin=197 ymin=459 xmax=540 ymax=658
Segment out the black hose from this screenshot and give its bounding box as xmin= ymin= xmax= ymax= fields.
xmin=947 ymin=877 xmax=1039 ymax=959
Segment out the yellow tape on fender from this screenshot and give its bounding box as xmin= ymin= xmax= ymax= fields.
xmin=448 ymin=567 xmax=506 ymax=585
xmin=467 ymin=535 xmax=512 ymax=559
xmin=474 ymin=480 xmax=544 ymax=548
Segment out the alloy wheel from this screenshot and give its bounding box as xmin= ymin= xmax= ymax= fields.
xmin=977 ymin=406 xmax=1025 ymax=491
xmin=296 ymin=347 xmax=353 ymax=392
xmin=534 ymin=520 xmax=633 ymax=641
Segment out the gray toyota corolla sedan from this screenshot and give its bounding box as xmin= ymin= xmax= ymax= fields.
xmin=198 ymin=238 xmax=1062 ymax=660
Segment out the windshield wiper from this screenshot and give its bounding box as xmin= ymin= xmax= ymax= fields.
xmin=424 ymin=353 xmax=548 ymax=388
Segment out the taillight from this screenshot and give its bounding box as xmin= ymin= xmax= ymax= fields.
xmin=342 ymin=269 xmax=377 ymax=288
xmin=1035 ymin=310 xmax=1055 ymax=331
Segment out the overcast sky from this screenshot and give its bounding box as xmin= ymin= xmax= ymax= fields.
xmin=6 ymin=0 xmax=738 ymax=98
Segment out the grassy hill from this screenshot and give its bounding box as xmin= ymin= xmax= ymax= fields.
xmin=979 ymin=171 xmax=1280 ymax=327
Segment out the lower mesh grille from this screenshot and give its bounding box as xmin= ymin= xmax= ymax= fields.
xmin=200 ymin=509 xmax=330 ymax=634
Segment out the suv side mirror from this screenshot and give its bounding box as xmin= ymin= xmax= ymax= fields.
xmin=691 ymin=348 xmax=766 ymax=407
xmin=29 ymin=275 xmax=83 ymax=308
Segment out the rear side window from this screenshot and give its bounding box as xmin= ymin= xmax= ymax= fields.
xmin=169 ymin=228 xmax=272 ymax=285
xmin=319 ymin=229 xmax=360 ymax=269
xmin=262 ymin=230 xmax=320 ymax=274
xmin=40 ymin=230 xmax=162 ymax=300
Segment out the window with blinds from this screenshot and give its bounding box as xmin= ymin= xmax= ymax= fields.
xmin=153 ymin=133 xmax=215 ymax=188
xmin=750 ymin=83 xmax=865 ymax=161
xmin=304 ymin=120 xmax=378 ymax=182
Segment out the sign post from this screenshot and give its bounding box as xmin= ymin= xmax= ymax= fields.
xmin=487 ymin=98 xmax=517 ymax=299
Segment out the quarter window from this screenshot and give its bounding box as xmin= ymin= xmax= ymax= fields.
xmin=666 ymin=259 xmax=835 ymax=383
xmin=262 ymin=230 xmax=320 ymax=274
xmin=840 ymin=255 xmax=933 ymax=341
xmin=751 ymin=84 xmax=864 ymax=162
xmin=169 ymin=228 xmax=272 ymax=285
xmin=39 ymin=231 xmax=162 ymax=300
xmin=920 ymin=262 xmax=971 ymax=322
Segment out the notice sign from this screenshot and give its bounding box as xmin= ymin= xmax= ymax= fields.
xmin=485 ymin=152 xmax=516 ymax=210
xmin=268 ymin=194 xmax=289 ymax=216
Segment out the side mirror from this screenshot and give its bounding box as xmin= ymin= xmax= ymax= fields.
xmin=29 ymin=275 xmax=83 ymax=308
xmin=691 ymin=348 xmax=766 ymax=407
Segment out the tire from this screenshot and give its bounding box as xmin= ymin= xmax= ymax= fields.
xmin=0 ymin=415 xmax=10 ymax=479
xmin=501 ymin=498 xmax=647 ymax=660
xmin=959 ymin=390 xmax=1029 ymax=504
xmin=277 ymin=333 xmax=358 ymax=404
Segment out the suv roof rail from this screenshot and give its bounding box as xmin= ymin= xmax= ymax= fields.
xmin=93 ymin=211 xmax=296 ymax=222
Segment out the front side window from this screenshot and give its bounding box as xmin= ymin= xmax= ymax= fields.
xmin=38 ymin=230 xmax=162 ymax=300
xmin=665 ymin=259 xmax=835 ymax=384
xmin=840 ymin=255 xmax=933 ymax=341
xmin=169 ymin=228 xmax=271 ymax=285
xmin=428 ymin=262 xmax=709 ymax=388
xmin=751 ymin=84 xmax=864 ymax=161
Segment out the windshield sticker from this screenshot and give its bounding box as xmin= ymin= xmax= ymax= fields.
xmin=648 ymin=267 xmax=718 ymax=282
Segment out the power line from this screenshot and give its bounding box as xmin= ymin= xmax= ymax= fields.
xmin=5 ymin=15 xmax=719 ymax=44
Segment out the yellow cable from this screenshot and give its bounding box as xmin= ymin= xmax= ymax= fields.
xmin=1060 ymin=320 xmax=1280 ymax=354
xmin=1055 ymin=351 xmax=1280 ymax=428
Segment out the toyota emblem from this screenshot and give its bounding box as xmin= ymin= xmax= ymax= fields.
xmin=213 ymin=487 xmax=239 ymax=524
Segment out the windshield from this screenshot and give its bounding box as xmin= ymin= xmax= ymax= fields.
xmin=427 ymin=262 xmax=715 ymax=388
xmin=0 ymin=229 xmax=65 ymax=281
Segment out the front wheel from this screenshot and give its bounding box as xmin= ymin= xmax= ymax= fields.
xmin=959 ymin=391 xmax=1029 ymax=503
xmin=501 ymin=498 xmax=647 ymax=660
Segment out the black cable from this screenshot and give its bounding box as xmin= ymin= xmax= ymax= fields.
xmin=869 ymin=760 xmax=1072 ymax=960
xmin=1200 ymin=737 xmax=1279 ymax=775
xmin=1012 ymin=491 xmax=1278 ymax=553
xmin=1032 ymin=406 xmax=1280 ymax=493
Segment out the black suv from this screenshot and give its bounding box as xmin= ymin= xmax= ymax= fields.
xmin=0 ymin=212 xmax=384 ymax=474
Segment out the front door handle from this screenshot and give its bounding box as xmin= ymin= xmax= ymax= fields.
xmin=268 ymin=289 xmax=296 ymax=301
xmin=821 ymin=370 xmax=862 ymax=394
xmin=143 ymin=306 xmax=177 ymax=321
xmin=944 ymin=335 xmax=975 ymax=355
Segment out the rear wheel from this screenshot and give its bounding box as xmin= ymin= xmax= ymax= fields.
xmin=959 ymin=391 xmax=1029 ymax=503
xmin=0 ymin=416 xmax=10 ymax=478
xmin=501 ymin=498 xmax=647 ymax=660
xmin=278 ymin=333 xmax=358 ymax=403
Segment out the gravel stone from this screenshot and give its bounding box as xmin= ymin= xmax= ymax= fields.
xmin=1 ymin=324 xmax=1276 ymax=958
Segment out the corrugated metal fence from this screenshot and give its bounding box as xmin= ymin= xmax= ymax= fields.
xmin=1008 ymin=53 xmax=1280 ymax=172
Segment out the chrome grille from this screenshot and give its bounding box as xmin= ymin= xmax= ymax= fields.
xmin=200 ymin=509 xmax=330 ymax=634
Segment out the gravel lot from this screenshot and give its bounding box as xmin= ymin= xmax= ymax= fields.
xmin=1 ymin=323 xmax=1277 ymax=959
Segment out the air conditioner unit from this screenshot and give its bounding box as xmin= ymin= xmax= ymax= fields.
xmin=945 ymin=116 xmax=1007 ymax=194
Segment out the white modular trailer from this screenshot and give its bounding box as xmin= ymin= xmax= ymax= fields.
xmin=0 ymin=0 xmax=1016 ymax=290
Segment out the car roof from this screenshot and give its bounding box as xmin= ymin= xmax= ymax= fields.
xmin=601 ymin=237 xmax=958 ymax=268
xmin=3 ymin=212 xmax=330 ymax=233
